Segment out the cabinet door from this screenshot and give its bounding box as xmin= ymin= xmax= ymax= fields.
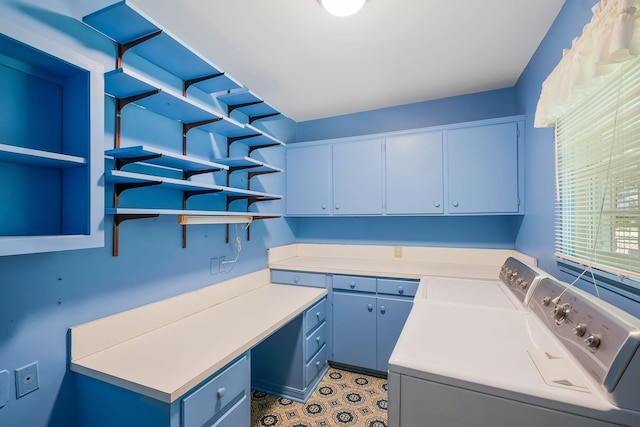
xmin=386 ymin=132 xmax=444 ymax=214
xmin=286 ymin=144 xmax=332 ymax=215
xmin=332 ymin=292 xmax=377 ymax=370
xmin=376 ymin=297 xmax=413 ymax=372
xmin=332 ymin=139 xmax=383 ymax=215
xmin=447 ymin=122 xmax=520 ymax=214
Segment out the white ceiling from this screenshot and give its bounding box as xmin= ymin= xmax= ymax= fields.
xmin=129 ymin=0 xmax=566 ymax=122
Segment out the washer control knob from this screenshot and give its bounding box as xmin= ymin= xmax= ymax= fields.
xmin=516 ymin=278 xmax=527 ymax=289
xmin=573 ymin=323 xmax=587 ymax=337
xmin=585 ymin=334 xmax=601 ymax=349
xmin=542 ymin=296 xmax=552 ymax=306
xmin=552 ymin=303 xmax=570 ymax=322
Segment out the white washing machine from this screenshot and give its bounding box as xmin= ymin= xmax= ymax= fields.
xmin=389 ymin=264 xmax=640 ymax=426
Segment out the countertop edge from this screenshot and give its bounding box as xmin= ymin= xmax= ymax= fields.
xmin=71 ymin=283 xmax=327 ymax=403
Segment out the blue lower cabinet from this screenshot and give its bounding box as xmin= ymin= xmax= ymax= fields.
xmin=76 ymin=353 xmax=250 ymax=427
xmin=332 ymin=276 xmax=417 ymax=373
xmin=376 ymin=297 xmax=413 ymax=372
xmin=252 ymin=297 xmax=328 ymax=402
xmin=333 ymin=291 xmax=377 ymax=370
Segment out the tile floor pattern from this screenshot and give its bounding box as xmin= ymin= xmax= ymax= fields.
xmin=251 ymin=368 xmax=388 ymax=427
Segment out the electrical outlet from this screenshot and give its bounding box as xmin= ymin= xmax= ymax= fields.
xmin=15 ymin=362 xmax=38 ymax=399
xmin=210 ymin=258 xmax=218 ymax=275
xmin=0 ymin=370 xmax=9 ymax=408
xmin=394 ymin=246 xmax=403 ymax=258
xmin=219 ymin=257 xmax=226 ymax=273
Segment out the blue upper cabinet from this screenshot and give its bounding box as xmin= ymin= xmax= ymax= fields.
xmin=386 ymin=132 xmax=444 ymax=214
xmin=447 ymin=121 xmax=522 ymax=214
xmin=285 ymin=116 xmax=524 ymax=218
xmin=332 ymin=139 xmax=384 ymax=215
xmin=286 ymin=144 xmax=332 ymax=215
xmin=0 ymin=25 xmax=104 ymax=256
xmin=285 ymin=140 xmax=384 ymax=216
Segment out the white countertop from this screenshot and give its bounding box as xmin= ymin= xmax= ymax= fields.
xmin=70 ymin=271 xmax=326 ymax=403
xmin=268 ymin=244 xmax=535 ymax=280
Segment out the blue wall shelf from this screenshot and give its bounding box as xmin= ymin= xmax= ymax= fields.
xmin=0 ymin=26 xmax=104 ymax=256
xmin=83 ymin=0 xmax=286 ymax=256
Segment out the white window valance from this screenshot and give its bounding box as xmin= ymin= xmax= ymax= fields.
xmin=535 ymin=0 xmax=640 ymax=128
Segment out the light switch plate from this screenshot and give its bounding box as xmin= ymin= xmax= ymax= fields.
xmin=15 ymin=362 xmax=39 ymax=398
xmin=0 ymin=370 xmax=9 ymax=407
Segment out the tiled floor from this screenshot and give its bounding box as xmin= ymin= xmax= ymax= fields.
xmin=251 ymin=367 xmax=388 ymax=427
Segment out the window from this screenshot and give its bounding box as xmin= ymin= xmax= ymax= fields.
xmin=554 ymin=56 xmax=640 ymax=279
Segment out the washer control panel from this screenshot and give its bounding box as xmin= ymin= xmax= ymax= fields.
xmin=530 ymin=277 xmax=640 ymax=393
xmin=499 ymin=257 xmax=545 ymax=305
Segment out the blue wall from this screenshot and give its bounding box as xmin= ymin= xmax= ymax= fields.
xmin=514 ymin=0 xmax=640 ymax=318
xmin=297 ymin=88 xmax=516 ymax=142
xmin=294 ymin=81 xmax=520 ymax=248
xmin=0 ymin=1 xmax=296 ymax=426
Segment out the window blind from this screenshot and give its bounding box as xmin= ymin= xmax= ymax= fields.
xmin=555 ymin=56 xmax=640 ymax=279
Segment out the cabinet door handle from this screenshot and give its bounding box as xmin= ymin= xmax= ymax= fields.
xmin=321 ymin=204 xmax=327 ymax=210
xmin=350 ymin=281 xmax=356 ymax=289
xmin=434 ymin=201 xmax=441 ymax=208
xmin=316 ymin=361 xmax=321 ymax=368
xmin=316 ymin=311 xmax=321 ymax=319
xmin=217 ymin=387 xmax=226 ymax=398
xmin=294 ymin=276 xmax=299 ymax=283
xmin=398 ymin=286 xmax=404 ymax=294
xmin=335 ymin=204 xmax=340 ymax=210
xmin=452 ymin=200 xmax=459 ymax=207
xmin=380 ymin=305 xmax=386 ymax=314
xmin=316 ymin=336 xmax=321 ymax=343
xmin=367 ymin=304 xmax=373 ymax=312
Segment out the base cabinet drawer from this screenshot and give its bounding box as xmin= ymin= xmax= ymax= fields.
xmin=271 ymin=270 xmax=327 ymax=287
xmin=182 ymin=354 xmax=250 ymax=427
xmin=305 ymin=345 xmax=328 ymax=384
xmin=305 ymin=322 xmax=327 ymax=362
xmin=75 ymin=353 xmax=251 ymax=427
xmin=333 ymin=275 xmax=377 ymax=293
xmin=304 ymin=298 xmax=327 ymax=334
xmin=210 ymin=394 xmax=249 ymax=427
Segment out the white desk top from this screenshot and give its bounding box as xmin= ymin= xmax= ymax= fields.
xmin=71 ymin=279 xmax=326 ymax=403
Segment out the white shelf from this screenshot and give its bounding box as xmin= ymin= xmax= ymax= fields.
xmin=106 ymin=207 xmax=280 ymax=220
xmin=105 ymin=68 xmax=233 ymax=124
xmin=215 ymin=156 xmax=282 ymax=174
xmin=217 ymin=90 xmax=281 ymax=123
xmin=83 ymin=1 xmax=242 ymax=93
xmin=107 ymin=170 xmax=281 ymax=199
xmin=0 ymin=143 xmax=86 ymax=169
xmin=105 ymin=145 xmax=228 ymax=173
xmin=105 ymin=68 xmax=285 ymax=145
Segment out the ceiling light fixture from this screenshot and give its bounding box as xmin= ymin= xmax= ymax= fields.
xmin=319 ymin=0 xmax=367 ymax=17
